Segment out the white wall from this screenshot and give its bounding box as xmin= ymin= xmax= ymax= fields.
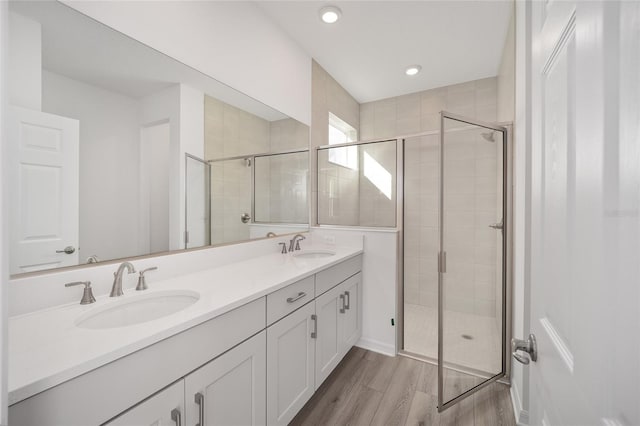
xmin=0 ymin=2 xmax=10 ymax=422
xmin=41 ymin=70 xmax=141 ymax=263
xmin=140 ymin=122 xmax=171 ymax=254
xmin=139 ymin=84 xmax=204 ymax=252
xmin=62 ymin=1 xmax=311 ymax=125
xmin=7 ymin=12 xmax=40 ymax=111
xmin=310 ymin=228 xmax=398 ymax=356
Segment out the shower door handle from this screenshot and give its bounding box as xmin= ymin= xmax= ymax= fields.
xmin=489 ymin=220 xmax=503 ymax=230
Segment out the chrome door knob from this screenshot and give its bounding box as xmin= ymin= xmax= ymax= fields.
xmin=56 ymin=246 xmax=76 ymax=254
xmin=511 ymin=334 xmax=537 ymax=364
xmin=240 ymin=213 xmax=251 ymax=223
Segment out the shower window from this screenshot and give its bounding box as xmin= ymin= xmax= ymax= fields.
xmin=328 ymin=112 xmax=358 ymax=170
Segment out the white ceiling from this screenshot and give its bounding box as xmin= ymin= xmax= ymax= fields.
xmin=259 ymin=1 xmax=513 ymax=103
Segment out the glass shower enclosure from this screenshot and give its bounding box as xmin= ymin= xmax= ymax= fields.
xmin=403 ymin=111 xmax=508 ymax=411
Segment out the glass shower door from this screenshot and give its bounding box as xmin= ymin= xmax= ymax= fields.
xmin=438 ymin=112 xmax=507 ymax=411
xmin=185 ymin=154 xmax=211 ymax=249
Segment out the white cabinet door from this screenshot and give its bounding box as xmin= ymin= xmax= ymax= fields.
xmin=314 ymin=283 xmax=344 ymax=389
xmin=266 ymin=302 xmax=315 ymax=426
xmin=185 ymin=331 xmax=266 ymax=426
xmin=340 ymin=272 xmax=362 ymax=356
xmin=105 ymin=380 xmax=184 ymax=426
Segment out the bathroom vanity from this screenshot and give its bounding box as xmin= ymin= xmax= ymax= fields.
xmin=8 ymin=248 xmax=363 ymax=426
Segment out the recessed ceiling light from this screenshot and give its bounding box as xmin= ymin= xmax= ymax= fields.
xmin=405 ymin=65 xmax=422 ymax=76
xmin=319 ymin=6 xmax=342 ymax=24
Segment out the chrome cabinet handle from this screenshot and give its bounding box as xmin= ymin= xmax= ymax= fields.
xmin=195 ymin=392 xmax=205 ymax=426
xmin=286 ymin=291 xmax=307 ymax=304
xmin=339 ymin=294 xmax=345 ymax=314
xmin=311 ymin=314 xmax=317 ymax=339
xmin=170 ymin=408 xmax=182 ymax=426
xmin=56 ymin=246 xmax=76 ymax=254
xmin=511 ymin=334 xmax=537 ymax=365
xmin=241 ymin=212 xmax=251 ymax=223
xmin=344 ymin=291 xmax=351 ymax=310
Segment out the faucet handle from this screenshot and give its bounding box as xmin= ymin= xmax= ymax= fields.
xmin=140 ymin=266 xmax=158 ymax=275
xmin=295 ymin=236 xmax=306 ymax=251
xmin=65 ymin=281 xmax=96 ymax=305
xmin=278 ymin=242 xmax=288 ymax=254
xmin=136 ymin=267 xmax=158 ymax=291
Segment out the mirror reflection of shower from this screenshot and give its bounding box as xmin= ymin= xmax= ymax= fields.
xmin=186 ymin=150 xmax=309 ymax=246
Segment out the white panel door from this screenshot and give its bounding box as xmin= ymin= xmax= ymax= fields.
xmin=526 ymin=1 xmax=640 ymax=425
xmin=314 ymin=283 xmax=344 ymax=389
xmin=8 ymin=106 xmax=79 ymax=274
xmin=105 ymin=380 xmax=184 ymax=426
xmin=340 ymin=272 xmax=362 ymax=355
xmin=266 ymin=302 xmax=315 ymax=426
xmin=184 ymin=331 xmax=266 ymax=426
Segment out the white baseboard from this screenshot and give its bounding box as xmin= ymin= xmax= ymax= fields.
xmin=356 ymin=337 xmax=396 ymax=356
xmin=510 ymin=381 xmax=529 ymax=425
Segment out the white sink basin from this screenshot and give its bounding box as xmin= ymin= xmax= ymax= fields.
xmin=76 ymin=290 xmax=200 ymax=329
xmin=293 ymin=249 xmax=336 ymax=259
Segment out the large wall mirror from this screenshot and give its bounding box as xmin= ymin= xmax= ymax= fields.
xmin=7 ymin=1 xmax=310 ymax=276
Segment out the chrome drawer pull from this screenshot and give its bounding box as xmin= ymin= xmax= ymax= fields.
xmin=344 ymin=291 xmax=351 ymax=310
xmin=339 ymin=294 xmax=345 ymax=314
xmin=286 ymin=291 xmax=307 ymax=304
xmin=171 ymin=408 xmax=182 ymax=426
xmin=195 ymin=392 xmax=204 ymax=426
xmin=311 ymin=314 xmax=317 ymax=338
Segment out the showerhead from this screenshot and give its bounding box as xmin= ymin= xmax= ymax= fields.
xmin=481 ymin=131 xmax=495 ymax=142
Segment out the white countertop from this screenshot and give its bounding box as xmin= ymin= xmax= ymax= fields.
xmin=8 ymin=246 xmax=363 ymax=405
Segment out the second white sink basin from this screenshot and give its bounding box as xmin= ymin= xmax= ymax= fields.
xmin=293 ymin=249 xmax=336 ymax=259
xmin=76 ymin=290 xmax=200 ymax=329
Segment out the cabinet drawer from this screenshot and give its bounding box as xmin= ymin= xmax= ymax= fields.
xmin=315 ymin=255 xmax=362 ymax=296
xmin=267 ymin=275 xmax=315 ymax=325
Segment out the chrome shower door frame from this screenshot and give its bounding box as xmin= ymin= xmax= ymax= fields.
xmin=184 ymin=153 xmax=211 ymax=249
xmin=437 ymin=111 xmax=510 ymax=412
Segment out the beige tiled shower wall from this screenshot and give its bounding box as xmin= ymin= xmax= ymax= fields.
xmin=254 ymin=152 xmax=308 ymax=224
xmin=205 ymin=96 xmax=269 ymax=245
xmin=360 ymin=77 xmax=497 ymax=140
xmin=311 ymin=60 xmax=360 ymax=225
xmin=205 ymin=97 xmax=309 ymax=244
xmin=361 ymin=77 xmax=499 ymax=315
xmin=358 ymin=141 xmax=397 ymax=227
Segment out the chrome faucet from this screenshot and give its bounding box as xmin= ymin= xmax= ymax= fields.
xmin=289 ymin=234 xmax=306 ymax=252
xmin=110 ymin=261 xmax=136 ymax=297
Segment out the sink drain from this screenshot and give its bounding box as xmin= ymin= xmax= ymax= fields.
xmin=461 ymin=334 xmax=473 ymax=340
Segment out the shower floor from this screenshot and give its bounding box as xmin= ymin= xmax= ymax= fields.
xmin=403 ymin=303 xmax=502 ymax=374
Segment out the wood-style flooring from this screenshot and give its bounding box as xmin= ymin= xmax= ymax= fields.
xmin=291 ymin=347 xmax=516 ymax=426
